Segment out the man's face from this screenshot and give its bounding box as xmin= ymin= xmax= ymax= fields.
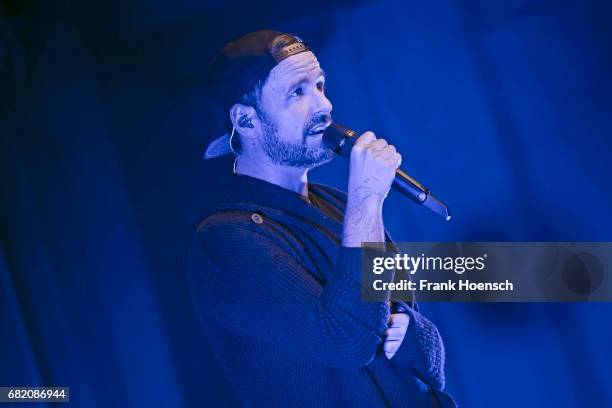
xmin=254 ymin=51 xmax=334 ymax=168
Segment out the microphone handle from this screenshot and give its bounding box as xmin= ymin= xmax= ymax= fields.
xmin=393 ymin=166 xmax=451 ymax=221
xmin=393 ymin=168 xmax=429 ymax=204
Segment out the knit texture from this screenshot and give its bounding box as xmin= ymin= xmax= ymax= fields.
xmin=185 ymin=175 xmax=456 ymax=407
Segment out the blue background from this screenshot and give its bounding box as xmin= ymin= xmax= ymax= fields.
xmin=1 ymin=0 xmax=611 ymax=406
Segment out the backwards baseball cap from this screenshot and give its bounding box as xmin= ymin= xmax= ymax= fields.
xmin=203 ymin=30 xmax=311 ymax=159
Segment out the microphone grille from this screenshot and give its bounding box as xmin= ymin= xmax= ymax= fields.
xmin=323 ymin=122 xmax=358 ymax=158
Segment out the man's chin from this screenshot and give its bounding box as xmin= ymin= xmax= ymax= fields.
xmin=263 ymin=136 xmax=335 ymax=169
xmin=302 ymin=147 xmax=335 ymax=169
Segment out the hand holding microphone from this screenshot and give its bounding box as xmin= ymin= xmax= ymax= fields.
xmin=341 ymin=130 xmax=401 ymax=247
xmin=347 ymin=131 xmax=402 ymax=201
xmin=324 ymin=122 xmax=451 ymax=221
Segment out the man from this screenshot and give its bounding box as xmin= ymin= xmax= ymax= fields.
xmin=185 ymin=30 xmax=456 ymax=407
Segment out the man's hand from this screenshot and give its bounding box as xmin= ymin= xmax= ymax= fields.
xmin=347 ymin=131 xmax=402 ymax=200
xmin=342 ymin=131 xmax=402 ymax=248
xmin=384 ymin=313 xmax=410 ymax=359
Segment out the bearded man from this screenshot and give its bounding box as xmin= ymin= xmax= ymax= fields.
xmin=185 ymin=30 xmax=456 ymax=408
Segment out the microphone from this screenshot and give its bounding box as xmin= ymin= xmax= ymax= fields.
xmin=323 ymin=122 xmax=451 ymax=221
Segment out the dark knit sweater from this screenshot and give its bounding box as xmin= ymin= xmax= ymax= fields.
xmin=185 ymin=175 xmax=456 ymax=407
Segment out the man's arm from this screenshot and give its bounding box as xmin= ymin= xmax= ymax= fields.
xmin=186 ymin=213 xmax=390 ymax=369
xmin=339 ymin=129 xmax=446 ymax=389
xmin=342 ymin=131 xmax=401 ymax=249
xmin=385 ymin=306 xmax=447 ymax=391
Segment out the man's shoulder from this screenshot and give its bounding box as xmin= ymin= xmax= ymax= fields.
xmin=192 ymin=202 xmax=289 ymax=239
xmin=195 ymin=209 xmax=254 ymax=233
xmin=188 ymin=206 xmax=299 ymax=267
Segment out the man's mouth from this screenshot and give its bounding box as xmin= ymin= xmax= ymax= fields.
xmin=306 ymin=124 xmax=330 ymax=136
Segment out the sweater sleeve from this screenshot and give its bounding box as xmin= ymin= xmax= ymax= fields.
xmin=185 ymin=212 xmax=391 ymax=369
xmin=388 ymin=306 xmax=446 ymax=391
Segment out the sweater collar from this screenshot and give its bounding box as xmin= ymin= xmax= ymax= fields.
xmin=213 ymin=174 xmax=341 ymax=230
xmin=224 ymin=174 xmax=314 ymax=210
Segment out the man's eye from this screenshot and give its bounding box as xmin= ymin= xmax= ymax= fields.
xmin=317 ymin=82 xmax=325 ymax=92
xmin=290 ymin=87 xmax=304 ymax=97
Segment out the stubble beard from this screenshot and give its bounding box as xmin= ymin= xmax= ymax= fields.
xmin=259 ymin=111 xmax=335 ymax=169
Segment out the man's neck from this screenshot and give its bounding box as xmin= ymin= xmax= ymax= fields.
xmin=235 ymin=156 xmax=310 ymax=200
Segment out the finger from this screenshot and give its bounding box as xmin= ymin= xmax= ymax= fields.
xmin=385 ymin=152 xmax=402 ymax=168
xmin=385 ymin=333 xmax=402 ymax=341
xmin=385 ymin=327 xmax=404 ymax=335
xmin=385 ymin=327 xmax=404 ymax=340
xmin=387 ymin=323 xmax=407 ymax=332
xmin=383 ymin=341 xmax=400 ymax=354
xmin=388 ymin=313 xmax=409 ymax=325
xmin=368 ymin=138 xmax=389 ymax=152
xmin=383 ymin=339 xmax=400 ymax=349
xmin=376 ymin=145 xmax=397 ymax=159
xmin=388 ymin=312 xmax=409 ymax=325
xmin=354 ymin=131 xmax=376 ymax=147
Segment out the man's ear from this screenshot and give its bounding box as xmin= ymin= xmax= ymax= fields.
xmin=229 ymin=104 xmax=257 ymax=138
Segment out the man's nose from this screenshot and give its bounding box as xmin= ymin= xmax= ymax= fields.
xmin=314 ymin=90 xmax=333 ymax=115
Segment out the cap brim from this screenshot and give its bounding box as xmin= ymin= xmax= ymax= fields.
xmin=204 ymin=133 xmax=232 ymax=159
xmin=203 ymin=117 xmax=232 ymax=159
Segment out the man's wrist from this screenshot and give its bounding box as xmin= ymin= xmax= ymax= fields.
xmin=346 ymin=185 xmax=385 ymax=209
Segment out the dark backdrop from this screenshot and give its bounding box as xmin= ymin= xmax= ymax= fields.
xmin=1 ymin=0 xmax=611 ymax=406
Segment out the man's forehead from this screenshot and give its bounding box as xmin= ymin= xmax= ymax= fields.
xmin=267 ymin=51 xmax=324 ymax=84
